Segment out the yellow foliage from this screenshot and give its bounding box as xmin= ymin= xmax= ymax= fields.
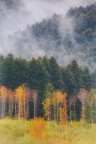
xmin=42 ymin=98 xmax=51 ymax=119
xmin=15 ymin=85 xmax=24 ymax=102
xmin=15 ymin=85 xmax=25 ymax=119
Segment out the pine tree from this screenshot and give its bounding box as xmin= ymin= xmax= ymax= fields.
xmin=0 ymin=54 xmax=14 ymax=89
xmin=49 ymin=57 xmax=63 ymax=90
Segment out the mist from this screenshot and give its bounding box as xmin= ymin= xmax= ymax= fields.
xmin=0 ymin=0 xmax=96 ymax=59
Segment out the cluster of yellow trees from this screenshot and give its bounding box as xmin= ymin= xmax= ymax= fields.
xmin=0 ymin=85 xmax=96 ymax=127
xmin=0 ymin=85 xmax=68 ymax=124
xmin=0 ymin=85 xmax=38 ymax=119
xmin=43 ymin=91 xmax=67 ymax=124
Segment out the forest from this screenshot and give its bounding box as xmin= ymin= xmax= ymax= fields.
xmin=0 ymin=53 xmax=96 ymax=122
xmin=0 ymin=54 xmax=96 ymax=144
xmin=0 ymin=1 xmax=96 ymax=144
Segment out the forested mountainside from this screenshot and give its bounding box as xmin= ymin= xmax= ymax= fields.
xmin=13 ymin=4 xmax=96 ymax=69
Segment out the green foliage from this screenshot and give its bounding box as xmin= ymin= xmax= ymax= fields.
xmin=85 ymin=89 xmax=96 ymax=123
xmin=85 ymin=100 xmax=96 ymax=123
xmin=81 ymin=67 xmax=92 ymax=90
xmin=0 ymin=54 xmax=15 ymax=89
xmin=62 ymin=60 xmax=88 ymax=94
xmin=0 ymin=54 xmax=95 ymax=119
xmin=44 ymin=82 xmax=54 ymax=99
xmin=27 ymin=58 xmax=50 ymax=94
xmin=49 ymin=57 xmax=63 ymax=90
xmin=0 ymin=54 xmax=27 ymax=90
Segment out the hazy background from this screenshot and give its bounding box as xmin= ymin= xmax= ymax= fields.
xmin=0 ymin=0 xmax=96 ymax=56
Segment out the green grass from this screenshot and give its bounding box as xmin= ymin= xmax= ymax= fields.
xmin=0 ymin=118 xmax=96 ymax=144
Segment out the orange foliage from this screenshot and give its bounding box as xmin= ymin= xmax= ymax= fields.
xmin=0 ymin=85 xmax=36 ymax=119
xmin=8 ymin=89 xmax=15 ymax=103
xmin=0 ymin=86 xmax=9 ymax=101
xmin=52 ymin=91 xmax=67 ymax=105
xmin=28 ymin=118 xmax=47 ymax=140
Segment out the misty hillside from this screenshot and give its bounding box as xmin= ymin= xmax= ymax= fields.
xmin=13 ymin=4 xmax=96 ymax=69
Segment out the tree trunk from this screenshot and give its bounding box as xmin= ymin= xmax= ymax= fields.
xmin=91 ymin=101 xmax=93 ymax=128
xmin=69 ymin=101 xmax=72 ymax=122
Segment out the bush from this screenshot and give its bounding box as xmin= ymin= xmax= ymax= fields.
xmin=28 ymin=118 xmax=47 ymax=140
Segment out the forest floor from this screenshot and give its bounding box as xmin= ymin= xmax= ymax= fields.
xmin=0 ymin=118 xmax=96 ymax=144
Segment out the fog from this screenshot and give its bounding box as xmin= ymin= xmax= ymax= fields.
xmin=0 ymin=0 xmax=95 ymax=56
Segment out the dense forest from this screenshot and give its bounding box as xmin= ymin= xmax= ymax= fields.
xmin=0 ymin=54 xmax=96 ymax=122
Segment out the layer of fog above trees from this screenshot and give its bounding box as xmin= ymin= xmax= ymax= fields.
xmin=0 ymin=2 xmax=96 ymax=70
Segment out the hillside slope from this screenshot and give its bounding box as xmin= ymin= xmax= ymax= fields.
xmin=13 ymin=4 xmax=96 ymax=69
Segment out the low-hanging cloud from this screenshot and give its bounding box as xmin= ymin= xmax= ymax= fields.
xmin=0 ymin=0 xmax=96 ymax=55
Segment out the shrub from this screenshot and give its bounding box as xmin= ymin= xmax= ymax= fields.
xmin=28 ymin=118 xmax=47 ymax=140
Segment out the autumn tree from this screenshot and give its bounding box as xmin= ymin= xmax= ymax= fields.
xmin=59 ymin=92 xmax=67 ymax=124
xmin=15 ymin=85 xmax=25 ymax=120
xmin=15 ymin=85 xmax=33 ymax=119
xmin=77 ymin=88 xmax=88 ymax=125
xmin=0 ymin=86 xmax=9 ymax=118
xmin=42 ymin=98 xmax=51 ymax=121
xmin=52 ymin=91 xmax=67 ymax=124
xmin=7 ymin=89 xmax=15 ymax=117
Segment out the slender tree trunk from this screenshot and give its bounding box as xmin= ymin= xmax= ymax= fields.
xmin=47 ymin=107 xmax=50 ymax=129
xmin=18 ymin=100 xmax=23 ymax=120
xmin=15 ymin=102 xmax=17 ymax=118
xmin=74 ymin=101 xmax=76 ymax=121
xmin=81 ymin=102 xmax=85 ymax=126
xmin=9 ymin=102 xmax=13 ymax=117
xmin=0 ymin=98 xmax=2 ymax=119
xmin=12 ymin=102 xmax=14 ymax=117
xmin=18 ymin=102 xmax=21 ymax=120
xmin=24 ymin=96 xmax=26 ymax=119
xmin=34 ymin=99 xmax=36 ymax=119
xmin=69 ymin=101 xmax=72 ymax=122
xmin=91 ymin=101 xmax=93 ymax=128
xmin=2 ymin=101 xmax=6 ymax=118
xmin=57 ymin=103 xmax=59 ymax=124
xmin=26 ymin=101 xmax=29 ymax=119
xmin=2 ymin=102 xmax=4 ymax=119
xmin=54 ymin=105 xmax=56 ymax=121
